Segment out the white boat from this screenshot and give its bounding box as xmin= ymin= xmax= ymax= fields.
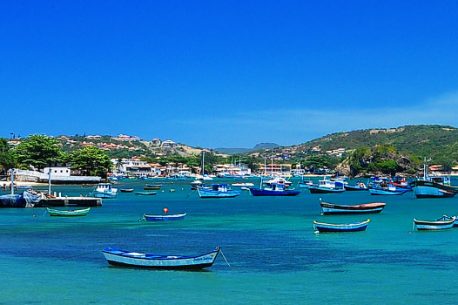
xmin=93 ymin=183 xmax=118 ymax=198
xmin=231 ymin=182 xmax=254 ymax=187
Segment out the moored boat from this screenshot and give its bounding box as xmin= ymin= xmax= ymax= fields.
xmin=313 ymin=219 xmax=370 ymax=233
xmin=102 ymin=247 xmax=220 ymax=270
xmin=320 ymin=200 xmax=386 ymax=215
xmin=413 ymin=215 xmax=456 ymax=231
xmin=144 ymin=184 xmax=161 ymax=190
xmin=143 ymin=213 xmax=187 ymax=222
xmin=197 ymin=184 xmax=240 ymax=198
xmin=136 ymin=191 xmax=157 ymax=196
xmin=249 ymin=183 xmax=300 ymax=196
xmin=120 ymin=188 xmax=134 ymax=193
xmin=306 ymin=177 xmax=345 ymax=194
xmin=412 ymin=179 xmax=457 ymax=199
xmin=368 ymin=185 xmax=408 ymax=195
xmin=47 ymin=207 xmax=91 ymax=217
xmin=344 ymin=182 xmax=368 ymax=191
xmin=93 ymin=183 xmax=118 ymax=198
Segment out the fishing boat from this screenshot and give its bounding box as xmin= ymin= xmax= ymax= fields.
xmin=143 ymin=213 xmax=186 ymax=222
xmin=306 ymin=177 xmax=345 ymax=194
xmin=47 ymin=207 xmax=91 ymax=217
xmin=413 ymin=215 xmax=456 ymax=231
xmin=135 ymin=191 xmax=157 ymax=196
xmin=93 ymin=183 xmax=118 ymax=198
xmin=320 ymin=200 xmax=386 ymax=215
xmin=249 ymin=183 xmax=300 ymax=196
xmin=120 ymin=188 xmax=134 ymax=193
xmin=344 ymin=182 xmax=368 ymax=191
xmin=313 ymin=219 xmax=371 ymax=233
xmin=144 ymin=184 xmax=161 ymax=190
xmin=411 ymin=162 xmax=457 ymax=198
xmin=231 ymin=182 xmax=254 ymax=187
xmin=197 ymin=184 xmax=240 ymax=198
xmin=368 ymin=184 xmax=408 ymax=195
xmin=102 ymin=247 xmax=220 ymax=270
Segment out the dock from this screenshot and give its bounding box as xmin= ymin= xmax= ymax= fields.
xmin=36 ymin=196 xmax=102 ymax=207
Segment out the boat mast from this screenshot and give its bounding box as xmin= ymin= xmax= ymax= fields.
xmin=10 ymin=168 xmax=14 ymax=195
xmin=201 ymin=151 xmax=205 ymax=176
xmin=48 ymin=168 xmax=52 ymax=195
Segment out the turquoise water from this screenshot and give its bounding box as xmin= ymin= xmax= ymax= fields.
xmin=2 ymin=178 xmax=458 ymax=305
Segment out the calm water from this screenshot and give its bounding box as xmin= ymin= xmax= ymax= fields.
xmin=2 ymin=177 xmax=458 ymax=305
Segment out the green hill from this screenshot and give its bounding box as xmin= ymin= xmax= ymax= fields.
xmin=294 ymin=125 xmax=458 ymax=165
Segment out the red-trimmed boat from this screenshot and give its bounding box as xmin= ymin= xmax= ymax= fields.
xmin=320 ymin=200 xmax=386 ymax=215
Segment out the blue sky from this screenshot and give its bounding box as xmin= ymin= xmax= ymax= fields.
xmin=2 ymin=0 xmax=458 ymax=147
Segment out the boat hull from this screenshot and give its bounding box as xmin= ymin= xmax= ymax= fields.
xmin=144 ymin=213 xmax=186 ymax=221
xmin=414 ymin=219 xmax=455 ymax=230
xmin=413 ymin=181 xmax=457 ymax=198
xmin=47 ymin=207 xmax=90 ymax=217
xmin=369 ymin=188 xmax=407 ymax=195
xmin=0 ymin=194 xmax=26 ymax=208
xmin=313 ymin=219 xmax=370 ymax=233
xmin=102 ymin=247 xmax=220 ymax=270
xmin=320 ymin=201 xmax=386 ymax=215
xmin=249 ymin=188 xmax=300 ymax=196
xmin=308 ymin=187 xmax=345 ymax=194
xmin=197 ymin=189 xmax=240 ymax=198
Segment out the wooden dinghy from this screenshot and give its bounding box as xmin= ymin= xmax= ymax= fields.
xmin=47 ymin=207 xmax=91 ymax=217
xmin=313 ymin=219 xmax=371 ymax=233
xmin=413 ymin=215 xmax=456 ymax=231
xmin=102 ymin=247 xmax=220 ymax=270
xmin=135 ymin=191 xmax=157 ymax=196
xmin=320 ymin=200 xmax=386 ymax=215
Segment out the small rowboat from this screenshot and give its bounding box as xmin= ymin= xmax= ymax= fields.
xmin=47 ymin=207 xmax=91 ymax=217
xmin=144 ymin=213 xmax=186 ymax=222
xmin=102 ymin=247 xmax=220 ymax=270
xmin=144 ymin=184 xmax=161 ymax=190
xmin=135 ymin=191 xmax=157 ymax=196
xmin=120 ymin=188 xmax=134 ymax=193
xmin=368 ymin=187 xmax=408 ymax=195
xmin=413 ymin=215 xmax=456 ymax=231
xmin=313 ymin=219 xmax=371 ymax=233
xmin=320 ymin=200 xmax=386 ymax=215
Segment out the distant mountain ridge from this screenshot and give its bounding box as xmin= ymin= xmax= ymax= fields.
xmin=215 ymin=143 xmax=280 ymax=155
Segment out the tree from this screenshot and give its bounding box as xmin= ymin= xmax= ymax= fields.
xmin=70 ymin=146 xmax=112 ymax=178
xmin=14 ymin=135 xmax=64 ymax=169
xmin=0 ymin=138 xmax=16 ymax=173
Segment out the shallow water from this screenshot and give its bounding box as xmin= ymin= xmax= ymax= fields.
xmin=1 ymin=178 xmax=458 ymax=304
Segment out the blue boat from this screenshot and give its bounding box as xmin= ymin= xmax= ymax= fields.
xmin=369 ymin=185 xmax=408 ymax=195
xmin=93 ymin=183 xmax=118 ymax=198
xmin=197 ymin=184 xmax=240 ymax=198
xmin=0 ymin=190 xmax=42 ymax=208
xmin=306 ymin=177 xmax=345 ymax=194
xmin=412 ymin=163 xmax=457 ymax=198
xmin=249 ymin=183 xmax=300 ymax=196
xmin=143 ymin=213 xmax=186 ymax=221
xmin=313 ymin=219 xmax=371 ymax=233
xmin=344 ymin=182 xmax=368 ymax=191
xmin=413 ymin=215 xmax=456 ymax=231
xmin=102 ymin=247 xmax=220 ymax=270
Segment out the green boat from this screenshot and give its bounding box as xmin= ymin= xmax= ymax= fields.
xmin=47 ymin=207 xmax=91 ymax=217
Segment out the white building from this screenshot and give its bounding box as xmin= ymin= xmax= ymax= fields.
xmin=113 ymin=158 xmax=160 ymax=177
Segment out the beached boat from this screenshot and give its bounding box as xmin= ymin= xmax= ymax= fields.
xmin=47 ymin=207 xmax=91 ymax=217
xmin=307 ymin=177 xmax=345 ymax=194
xmin=93 ymin=183 xmax=118 ymax=198
xmin=135 ymin=191 xmax=157 ymax=196
xmin=102 ymin=247 xmax=220 ymax=270
xmin=249 ymin=183 xmax=300 ymax=196
xmin=120 ymin=188 xmax=134 ymax=193
xmin=313 ymin=219 xmax=370 ymax=233
xmin=320 ymin=201 xmax=386 ymax=215
xmin=143 ymin=213 xmax=186 ymax=222
xmin=144 ymin=184 xmax=161 ymax=190
xmin=413 ymin=215 xmax=456 ymax=231
xmin=197 ymin=184 xmax=240 ymax=198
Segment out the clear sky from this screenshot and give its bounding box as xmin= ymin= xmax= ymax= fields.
xmin=2 ymin=0 xmax=458 ymax=148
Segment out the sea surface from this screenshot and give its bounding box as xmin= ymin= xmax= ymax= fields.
xmin=2 ymin=177 xmax=458 ymax=305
